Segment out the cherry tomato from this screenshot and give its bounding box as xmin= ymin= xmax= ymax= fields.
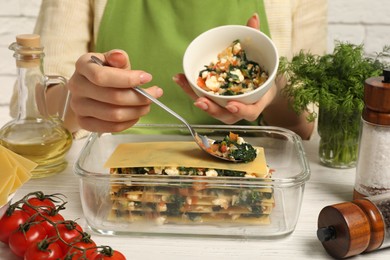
xmin=35 ymin=209 xmax=65 ymax=234
xmin=22 ymin=197 xmax=56 ymax=216
xmin=49 ymin=220 xmax=83 ymax=252
xmin=0 ymin=208 xmax=30 ymax=244
xmin=24 ymin=240 xmax=64 ymax=260
xmin=8 ymin=222 xmax=48 ymax=257
xmin=90 ymin=247 xmax=126 ymax=260
xmin=65 ymin=233 xmax=97 ymax=259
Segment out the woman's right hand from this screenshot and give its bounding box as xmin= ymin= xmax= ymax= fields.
xmin=66 ymin=49 xmax=163 ymax=133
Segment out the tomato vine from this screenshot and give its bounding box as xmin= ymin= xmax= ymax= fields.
xmin=0 ymin=191 xmax=126 ymax=260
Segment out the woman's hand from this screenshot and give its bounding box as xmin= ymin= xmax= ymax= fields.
xmin=67 ymin=49 xmax=163 ymax=133
xmin=174 ymin=13 xmax=314 ymax=139
xmin=173 ymin=73 xmax=277 ymax=124
xmin=173 ymin=13 xmax=275 ymax=125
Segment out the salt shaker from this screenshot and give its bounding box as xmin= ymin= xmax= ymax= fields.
xmin=317 ymin=193 xmax=390 ymax=259
xmin=354 ymin=69 xmax=390 ymax=199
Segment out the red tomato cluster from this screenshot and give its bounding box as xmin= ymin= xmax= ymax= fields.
xmin=0 ymin=191 xmax=126 ymax=260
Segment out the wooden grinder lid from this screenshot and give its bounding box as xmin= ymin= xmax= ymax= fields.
xmin=363 ymin=69 xmax=390 ymax=125
xmin=317 ymin=202 xmax=371 ymax=259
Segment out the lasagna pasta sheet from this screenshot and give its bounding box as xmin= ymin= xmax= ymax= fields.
xmin=106 ymin=141 xmax=274 ymax=226
xmin=104 ymin=141 xmax=268 ymax=177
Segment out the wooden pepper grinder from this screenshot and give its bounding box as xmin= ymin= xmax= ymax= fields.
xmin=317 ymin=193 xmax=390 ymax=258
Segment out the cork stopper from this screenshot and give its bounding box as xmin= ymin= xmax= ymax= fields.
xmin=11 ymin=34 xmax=43 ymax=68
xmin=317 ymin=202 xmax=371 ymax=259
xmin=16 ymin=34 xmax=41 ymax=48
xmin=363 ymin=69 xmax=390 ymax=125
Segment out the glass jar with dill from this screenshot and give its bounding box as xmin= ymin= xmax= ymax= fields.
xmin=278 ymin=42 xmax=389 ymax=168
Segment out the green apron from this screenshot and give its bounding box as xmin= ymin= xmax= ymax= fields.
xmin=96 ymin=0 xmax=270 ymax=126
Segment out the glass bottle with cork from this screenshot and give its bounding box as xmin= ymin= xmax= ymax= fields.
xmin=354 ymin=68 xmax=390 ymax=199
xmin=0 ymin=34 xmax=72 ymax=178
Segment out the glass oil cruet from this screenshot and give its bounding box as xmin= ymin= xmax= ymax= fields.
xmin=0 ymin=34 xmax=72 ymax=178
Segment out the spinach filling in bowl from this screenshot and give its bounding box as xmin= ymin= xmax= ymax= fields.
xmin=197 ymin=40 xmax=269 ymax=96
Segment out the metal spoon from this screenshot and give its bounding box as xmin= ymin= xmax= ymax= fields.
xmin=89 ymin=55 xmax=241 ymax=162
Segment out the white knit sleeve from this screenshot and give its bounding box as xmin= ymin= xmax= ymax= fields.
xmin=33 ymin=0 xmax=94 ymax=78
xmin=264 ymin=0 xmax=327 ymax=59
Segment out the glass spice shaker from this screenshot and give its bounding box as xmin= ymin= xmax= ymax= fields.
xmin=0 ymin=34 xmax=72 ymax=178
xmin=354 ymin=69 xmax=390 ymax=199
xmin=317 ymin=193 xmax=390 ymax=259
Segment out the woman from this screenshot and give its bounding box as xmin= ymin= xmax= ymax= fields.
xmin=12 ymin=0 xmax=327 ymax=139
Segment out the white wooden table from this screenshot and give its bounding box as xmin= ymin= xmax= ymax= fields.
xmin=0 ymin=118 xmax=389 ymax=259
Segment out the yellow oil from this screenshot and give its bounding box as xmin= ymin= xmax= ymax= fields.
xmin=0 ymin=120 xmax=73 ymax=178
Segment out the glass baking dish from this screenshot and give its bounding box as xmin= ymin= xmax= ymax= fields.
xmin=74 ymin=124 xmax=310 ymax=238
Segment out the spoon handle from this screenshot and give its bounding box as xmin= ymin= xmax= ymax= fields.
xmin=133 ymin=87 xmax=195 ymax=135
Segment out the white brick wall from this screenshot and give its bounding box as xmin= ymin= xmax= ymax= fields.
xmin=328 ymin=0 xmax=390 ymax=56
xmin=0 ymin=0 xmax=41 ymax=123
xmin=0 ymin=0 xmax=389 ymax=123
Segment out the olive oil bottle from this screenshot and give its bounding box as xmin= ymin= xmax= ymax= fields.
xmin=0 ymin=34 xmax=72 ymax=178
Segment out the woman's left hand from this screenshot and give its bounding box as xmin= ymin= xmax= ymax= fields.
xmin=173 ymin=13 xmax=276 ymax=125
xmin=173 ymin=73 xmax=277 ymax=124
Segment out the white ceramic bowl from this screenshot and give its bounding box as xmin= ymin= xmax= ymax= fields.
xmin=183 ymin=25 xmax=279 ymax=107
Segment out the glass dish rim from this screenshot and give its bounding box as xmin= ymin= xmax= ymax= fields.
xmin=73 ymin=124 xmax=311 ymax=187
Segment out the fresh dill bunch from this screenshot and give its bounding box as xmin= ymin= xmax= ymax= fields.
xmin=278 ymin=42 xmax=389 ymax=122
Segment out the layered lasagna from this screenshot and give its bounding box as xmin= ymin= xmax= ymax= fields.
xmin=105 ymin=140 xmax=274 ymax=225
